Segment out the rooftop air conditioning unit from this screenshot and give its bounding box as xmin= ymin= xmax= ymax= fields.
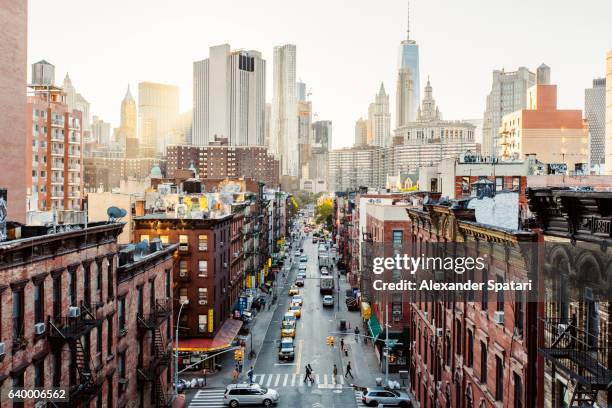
xmin=34 ymin=322 xmax=46 ymax=335
xmin=423 ymin=312 xmax=428 ymax=320
xmin=68 ymin=306 xmax=81 ymax=318
xmin=493 ymin=311 xmax=504 ymax=325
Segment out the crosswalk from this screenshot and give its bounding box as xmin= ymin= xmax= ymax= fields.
xmin=188 ymin=388 xmax=226 ymax=407
xmin=252 ymin=372 xmax=349 ymax=388
xmin=354 ymin=389 xmax=367 ymax=407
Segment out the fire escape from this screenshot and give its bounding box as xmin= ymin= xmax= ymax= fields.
xmin=540 ymin=317 xmax=612 ymax=407
xmin=48 ymin=302 xmax=102 ymax=406
xmin=137 ymin=299 xmax=172 ymax=408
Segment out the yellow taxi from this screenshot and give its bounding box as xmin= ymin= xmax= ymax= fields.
xmin=288 ymin=286 xmax=299 ymax=296
xmin=289 ymin=304 xmax=302 ymax=318
xmin=281 ymin=320 xmax=296 ymax=337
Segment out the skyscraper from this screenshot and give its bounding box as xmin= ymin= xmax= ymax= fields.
xmin=297 ymin=100 xmax=312 ymax=178
xmin=397 ymin=1 xmax=420 ymax=122
xmin=118 ymin=85 xmax=137 ymax=144
xmin=63 ymin=73 xmax=91 ymax=132
xmin=270 ymin=44 xmax=298 ymax=177
xmin=297 ymin=81 xmax=307 ymax=102
xmin=192 ymin=44 xmax=266 ymax=146
xmin=369 ymin=83 xmax=391 ymax=147
xmin=585 ymin=78 xmax=606 ymax=168
xmin=355 ymin=118 xmax=368 ymax=146
xmin=606 ymin=50 xmax=612 ymax=175
xmin=482 ymin=66 xmax=535 ymax=157
xmin=313 ymin=120 xmax=332 ymax=151
xmin=0 ymin=0 xmax=27 ymax=222
xmin=264 ymin=103 xmax=271 ymax=149
xmin=138 ymin=82 xmax=179 ymax=156
xmin=92 ymin=115 xmax=111 ymax=145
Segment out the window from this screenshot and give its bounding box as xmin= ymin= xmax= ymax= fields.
xmin=465 ymin=329 xmax=474 ymax=367
xmin=179 ymin=261 xmax=188 ymax=276
xmin=480 ymin=341 xmax=487 ymax=383
xmin=107 ymin=374 xmax=113 ymax=408
xmin=481 ymin=269 xmax=488 ymax=311
xmin=149 ymin=280 xmax=155 ymax=310
xmin=140 ymin=234 xmax=150 ymax=242
xmin=179 ymin=288 xmax=188 ymax=304
xmin=392 ymin=294 xmax=402 ymax=322
xmin=69 ymin=269 xmax=77 ymax=306
xmin=160 ymin=235 xmax=169 ymax=244
xmin=53 ymin=350 xmax=61 ymax=387
xmin=34 ymin=282 xmax=44 ymax=324
xmin=118 ymin=298 xmax=126 ymax=335
xmin=198 ymin=234 xmax=208 ymax=251
xmin=97 ymin=326 xmax=103 ymax=367
xmin=512 ymin=177 xmax=521 ymax=191
xmin=84 ymin=263 xmax=91 ymax=305
xmin=392 ymin=230 xmax=403 ymax=245
xmin=12 ymin=288 xmax=24 ymax=342
xmin=96 ymin=261 xmax=103 ymax=302
xmin=496 ymin=276 xmax=504 ymax=312
xmin=198 ymin=288 xmax=208 ymax=305
xmin=198 ymin=260 xmax=208 ymax=277
xmin=137 ymin=286 xmax=143 ymax=316
xmin=515 ymin=292 xmax=524 ymax=335
xmin=165 ymin=269 xmax=171 ymax=298
xmin=455 ymin=320 xmax=462 ymax=355
xmin=514 ymin=373 xmax=523 ymax=408
xmin=198 ymin=314 xmax=207 ymax=333
xmin=107 ymin=317 xmax=113 ymax=357
xmin=118 ymin=353 xmax=126 ymax=394
xmin=107 ymin=258 xmax=114 ymax=300
xmin=495 ymin=177 xmax=503 ymax=192
xmin=179 ymin=235 xmax=188 ymax=244
xmin=34 ymin=360 xmax=44 ymax=387
xmin=495 ymin=355 xmax=503 ymax=401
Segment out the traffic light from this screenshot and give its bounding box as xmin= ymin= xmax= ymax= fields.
xmin=388 ymin=354 xmax=397 ymax=364
xmin=234 ymin=348 xmax=244 ymax=361
xmin=326 ymin=336 xmax=335 ymax=346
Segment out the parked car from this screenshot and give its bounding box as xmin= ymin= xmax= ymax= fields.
xmin=361 ymin=387 xmax=411 ymax=407
xmin=322 ymin=295 xmax=334 ymax=307
xmin=224 ymin=383 xmax=279 ymax=407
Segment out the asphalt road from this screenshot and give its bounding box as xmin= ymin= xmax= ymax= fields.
xmin=251 ymin=233 xmax=359 ymax=408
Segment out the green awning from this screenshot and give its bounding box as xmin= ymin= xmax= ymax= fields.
xmin=368 ymin=314 xmax=382 ymax=341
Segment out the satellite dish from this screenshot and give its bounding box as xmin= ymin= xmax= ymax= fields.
xmin=135 ymin=240 xmax=149 ymax=255
xmin=107 ymin=206 xmax=127 ymax=221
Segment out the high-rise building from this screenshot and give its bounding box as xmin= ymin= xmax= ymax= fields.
xmin=482 ymin=66 xmax=535 ymax=157
xmin=270 ymin=44 xmax=299 ymax=177
xmin=192 ymin=44 xmax=266 ymax=146
xmin=117 ymin=85 xmax=137 ymax=147
xmin=585 ymin=78 xmax=606 ymax=168
xmin=138 ymin=82 xmax=179 ymax=156
xmin=264 ymin=103 xmax=271 ymax=149
xmin=313 ymin=120 xmax=332 ymax=151
xmin=27 ymin=60 xmax=84 ymax=212
xmin=369 ymin=83 xmax=391 ymax=147
xmin=606 ymin=50 xmax=612 ymax=174
xmin=355 ymin=118 xmax=368 ymax=146
xmin=397 ymin=1 xmax=420 ymax=122
xmin=297 ymin=81 xmax=307 ymax=102
xmin=0 ymin=0 xmax=27 ymax=222
xmin=63 ymin=73 xmax=91 ymax=133
xmin=92 ymin=115 xmax=111 ymax=145
xmin=499 ymin=69 xmax=588 ymax=171
xmin=297 ymin=101 xmax=312 ymax=179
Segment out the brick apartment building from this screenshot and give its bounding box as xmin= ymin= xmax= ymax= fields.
xmin=406 ymin=203 xmax=542 ymax=408
xmin=165 ymin=142 xmax=279 ymax=187
xmin=116 ymin=240 xmax=177 ymax=408
xmin=133 ymin=213 xmax=243 ymax=361
xmin=0 ymin=220 xmax=129 ymax=407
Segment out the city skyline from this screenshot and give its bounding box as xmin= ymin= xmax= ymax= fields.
xmin=27 ymin=0 xmax=612 ymax=150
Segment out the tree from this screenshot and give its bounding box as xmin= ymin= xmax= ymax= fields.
xmin=314 ymin=198 xmax=333 ymax=231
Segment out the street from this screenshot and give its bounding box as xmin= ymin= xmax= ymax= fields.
xmin=187 ymin=231 xmax=371 ymax=407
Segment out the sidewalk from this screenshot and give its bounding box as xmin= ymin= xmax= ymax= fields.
xmin=181 ymin=287 xmax=280 ymax=388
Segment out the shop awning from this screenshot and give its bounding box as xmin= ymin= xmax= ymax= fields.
xmin=368 ymin=314 xmax=382 ymax=341
xmin=175 ymin=318 xmax=243 ymax=352
xmin=360 ymin=302 xmax=371 ymax=321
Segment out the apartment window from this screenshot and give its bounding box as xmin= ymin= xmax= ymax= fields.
xmin=12 ymin=288 xmax=25 ymax=342
xmin=69 ymin=269 xmax=77 ymax=306
xmin=96 ymin=261 xmax=103 ymax=303
xmin=118 ymin=353 xmax=126 ymax=394
xmin=198 ymin=288 xmax=208 ymax=305
xmin=84 ymin=263 xmax=91 ymax=305
xmin=160 ymin=235 xmax=169 ymax=244
xmin=515 ymin=292 xmax=524 ymax=335
xmin=107 ymin=374 xmax=114 ymax=408
xmin=107 ymin=258 xmax=114 ymax=300
xmin=495 ymin=177 xmax=503 ymax=192
xmin=96 ymin=326 xmax=103 ymax=367
xmin=512 ymin=177 xmax=521 ymax=191
xmin=198 ymin=234 xmax=208 ymax=251
xmin=165 ymin=269 xmax=171 ymax=298
xmin=480 ymin=341 xmax=487 ymax=383
xmin=179 ymin=261 xmax=188 ymax=276
xmin=179 ymin=288 xmax=188 ymax=304
xmin=33 ymin=282 xmax=45 ymax=325
xmin=107 ymin=317 xmax=113 ymax=357
xmin=467 ymin=329 xmax=474 ymax=367
xmin=496 ymin=276 xmax=504 ymax=312
xmin=179 ymin=234 xmax=188 ymax=244
xmin=137 ymin=286 xmax=143 ymax=316
xmin=198 ymin=314 xmax=207 ymax=333
xmin=53 ymin=350 xmax=61 ymax=387
xmin=118 ymin=297 xmax=126 ymax=335
xmin=34 ymin=360 xmax=44 ymax=387
xmin=455 ymin=320 xmax=462 ymax=355
xmin=514 ymin=373 xmax=523 ymax=408
xmin=481 ymin=269 xmax=488 ymax=311
xmin=392 ymin=230 xmax=403 ymax=245
xmin=198 ymin=260 xmax=208 ymax=277
xmin=149 ymin=280 xmax=155 ymax=310
xmin=140 ymin=234 xmax=150 ymax=242
xmin=495 ymin=355 xmax=503 ymax=401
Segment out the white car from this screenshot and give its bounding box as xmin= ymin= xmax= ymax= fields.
xmin=322 ymin=295 xmax=334 ymax=307
xmin=224 ymin=383 xmax=279 ymax=407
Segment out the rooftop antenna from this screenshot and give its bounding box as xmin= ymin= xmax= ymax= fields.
xmin=406 ymin=0 xmax=410 ymax=40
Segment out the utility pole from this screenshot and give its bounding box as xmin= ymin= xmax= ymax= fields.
xmin=174 ymin=299 xmax=188 ymax=390
xmin=385 ymin=302 xmax=389 ymax=384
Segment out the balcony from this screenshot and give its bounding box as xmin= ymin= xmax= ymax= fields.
xmin=48 ymin=303 xmax=102 ymax=340
xmin=540 ymin=318 xmax=612 ymax=391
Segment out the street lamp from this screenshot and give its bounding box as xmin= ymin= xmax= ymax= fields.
xmin=174 ymin=298 xmax=189 ymax=390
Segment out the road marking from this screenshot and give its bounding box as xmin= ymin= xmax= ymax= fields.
xmin=323 ymin=374 xmax=328 ymax=385
xmin=291 ymin=373 xmax=296 ymax=386
xmin=294 ymin=339 xmax=303 ymax=373
xmin=265 ymin=374 xmax=273 ymax=386
xmin=274 ymin=373 xmax=280 ymax=387
xmin=253 ymin=374 xmax=263 ymax=383
xmin=315 ymin=374 xmax=320 ymax=384
xmin=340 ymin=375 xmax=345 ymax=385
xmin=282 ymin=373 xmax=288 ymax=387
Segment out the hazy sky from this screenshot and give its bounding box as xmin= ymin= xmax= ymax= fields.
xmin=28 ymin=0 xmax=612 ymax=148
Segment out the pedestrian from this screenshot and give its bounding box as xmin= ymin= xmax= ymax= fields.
xmin=332 ymin=364 xmax=338 ymax=383
xmin=232 ymin=366 xmax=239 ymax=383
xmin=343 ymin=344 xmax=348 ymax=356
xmin=340 ymin=338 xmax=344 ymax=351
xmin=308 ymin=364 xmax=315 ymax=383
xmin=304 ymin=364 xmax=314 ymax=383
xmin=247 ymin=366 xmax=254 ymax=384
xmin=354 ymin=326 xmax=360 ymax=343
xmin=345 ymin=361 xmax=354 ymax=379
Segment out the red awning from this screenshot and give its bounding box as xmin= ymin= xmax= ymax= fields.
xmin=175 ymin=318 xmax=243 ymax=352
